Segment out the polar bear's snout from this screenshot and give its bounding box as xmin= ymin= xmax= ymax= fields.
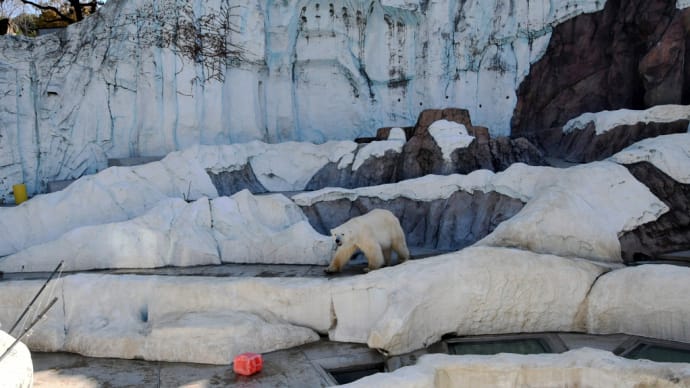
xmin=335 ymin=236 xmax=343 ymax=247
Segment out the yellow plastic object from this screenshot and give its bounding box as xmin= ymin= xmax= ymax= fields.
xmin=12 ymin=183 xmax=27 ymax=205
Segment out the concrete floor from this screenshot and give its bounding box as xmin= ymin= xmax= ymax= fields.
xmin=32 ymin=340 xmax=383 ymax=387
xmin=22 ymin=296 xmax=690 ymax=388
xmin=30 ymin=333 xmax=644 ymax=387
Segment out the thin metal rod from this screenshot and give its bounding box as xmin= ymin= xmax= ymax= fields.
xmin=8 ymin=260 xmax=63 ymax=335
xmin=0 ymin=297 xmax=58 ymax=364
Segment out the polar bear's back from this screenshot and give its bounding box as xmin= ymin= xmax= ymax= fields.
xmin=341 ymin=209 xmax=404 ymax=245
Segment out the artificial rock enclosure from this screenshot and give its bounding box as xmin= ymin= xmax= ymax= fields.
xmin=1 ymin=0 xmax=690 ymax=386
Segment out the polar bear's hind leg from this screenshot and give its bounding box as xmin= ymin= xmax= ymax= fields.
xmin=392 ymin=237 xmax=410 ymax=263
xmin=382 ymin=247 xmax=392 ymax=267
xmin=359 ymin=239 xmax=384 ymax=272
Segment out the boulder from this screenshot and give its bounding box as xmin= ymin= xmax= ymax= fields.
xmin=399 ymin=109 xmax=544 ymax=180
xmin=612 ymin=133 xmax=690 ymax=261
xmin=478 ymin=162 xmax=668 ymax=263
xmin=587 ymin=265 xmax=690 ymax=344
xmin=0 ymin=330 xmax=33 ymax=388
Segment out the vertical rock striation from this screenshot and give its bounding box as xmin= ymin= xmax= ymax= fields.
xmin=0 ymin=0 xmax=605 ymax=201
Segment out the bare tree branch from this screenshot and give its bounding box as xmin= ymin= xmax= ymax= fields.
xmin=17 ymin=0 xmax=75 ymax=23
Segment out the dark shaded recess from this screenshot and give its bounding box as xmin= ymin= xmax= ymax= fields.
xmin=619 ymin=162 xmax=690 ymax=263
xmin=306 ymin=149 xmax=403 ymax=190
xmin=207 ymin=165 xmax=267 ymax=196
xmin=300 ymin=191 xmax=524 ymax=251
xmin=512 ymin=0 xmax=690 ymax=137
xmin=535 ymin=120 xmax=689 ymax=163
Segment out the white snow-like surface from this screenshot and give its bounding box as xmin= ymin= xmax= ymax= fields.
xmin=478 ymin=162 xmax=668 ymax=262
xmin=0 ymin=158 xmax=217 ymax=257
xmin=587 ymin=265 xmax=690 ymax=344
xmin=610 ymin=133 xmax=690 ymax=184
xmin=387 ymin=128 xmax=407 ymax=141
xmin=563 ymin=105 xmax=690 ymax=135
xmin=0 ymin=247 xmax=612 ymax=362
xmin=211 ymin=191 xmax=332 ymax=265
xmin=679 ymin=0 xmax=690 ymax=9
xmin=293 ymin=171 xmax=497 ymax=206
xmin=332 ymin=247 xmax=607 ymax=354
xmin=0 ymin=140 xmax=393 ymax=257
xmin=0 ymin=191 xmax=332 ymax=272
xmin=3 ymin=248 xmax=690 ymax=363
xmin=0 ymin=198 xmax=219 ymax=272
xmin=0 ymin=280 xmax=65 ymax=352
xmin=428 ymin=119 xmax=475 ymax=161
xmin=0 ymin=274 xmax=331 ymax=364
xmin=1 ymin=139 xmax=673 ymax=267
xmin=343 ymin=349 xmax=690 ymax=388
xmin=0 ymin=330 xmax=33 ymax=388
xmin=0 ymin=0 xmax=606 ymax=202
xmin=352 ymin=140 xmax=405 ymax=171
xmin=297 ymin=161 xmax=668 ymax=263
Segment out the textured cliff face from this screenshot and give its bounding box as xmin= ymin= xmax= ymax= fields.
xmin=0 ymin=0 xmax=606 ymax=202
xmin=512 ymin=0 xmax=690 ymax=135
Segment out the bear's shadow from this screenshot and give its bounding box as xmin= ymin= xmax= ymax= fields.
xmin=324 ymin=252 xmax=408 ymax=278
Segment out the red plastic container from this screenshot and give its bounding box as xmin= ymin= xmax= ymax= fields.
xmin=233 ymin=352 xmax=263 ymax=376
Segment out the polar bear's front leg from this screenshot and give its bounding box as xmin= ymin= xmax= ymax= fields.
xmin=358 ymin=240 xmax=384 ymax=272
xmin=325 ymin=243 xmax=358 ymax=273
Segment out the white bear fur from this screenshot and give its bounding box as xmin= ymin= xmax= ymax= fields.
xmin=326 ymin=209 xmax=410 ymax=273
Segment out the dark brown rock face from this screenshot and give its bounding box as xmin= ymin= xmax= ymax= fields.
xmin=536 ymin=120 xmax=689 ymax=163
xmin=619 ymin=162 xmax=690 ymax=262
xmin=512 ymin=0 xmax=690 ymax=136
xmin=399 ymin=108 xmax=474 ymax=179
xmin=398 ymin=108 xmax=544 ymax=180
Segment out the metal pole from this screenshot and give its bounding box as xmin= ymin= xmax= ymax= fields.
xmin=0 ymin=297 xmax=58 ymax=364
xmin=8 ymin=260 xmax=63 ymax=335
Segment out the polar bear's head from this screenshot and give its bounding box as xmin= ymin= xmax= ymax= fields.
xmin=330 ymin=226 xmax=352 ymax=249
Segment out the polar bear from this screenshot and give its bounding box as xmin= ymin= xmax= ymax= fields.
xmin=325 ymin=209 xmax=410 ymax=273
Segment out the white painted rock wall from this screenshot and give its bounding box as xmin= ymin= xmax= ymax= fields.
xmin=587 ymin=265 xmax=690 ymax=344
xmin=0 ymin=0 xmax=606 ymax=202
xmin=0 ymin=191 xmax=332 ymax=272
xmin=0 ymin=140 xmax=371 ymax=257
xmin=0 ymin=154 xmax=218 ymax=257
xmin=211 ymin=190 xmax=332 ymax=265
xmin=343 ymin=349 xmax=690 ymax=388
xmin=0 ymin=330 xmax=33 ymax=388
xmin=0 ymin=198 xmax=220 ymax=272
